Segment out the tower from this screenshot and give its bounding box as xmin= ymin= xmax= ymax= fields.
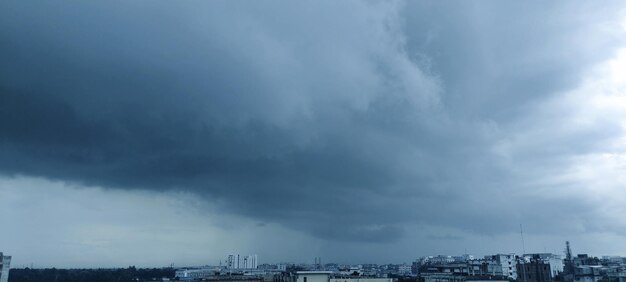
xmin=563 ymin=241 xmax=575 ymax=282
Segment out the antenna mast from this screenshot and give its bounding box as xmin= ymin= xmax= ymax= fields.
xmin=520 ymin=224 xmax=527 ymax=282
xmin=520 ymin=224 xmax=526 ymax=255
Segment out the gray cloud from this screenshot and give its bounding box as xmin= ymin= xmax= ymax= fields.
xmin=1 ymin=0 xmax=626 ymax=248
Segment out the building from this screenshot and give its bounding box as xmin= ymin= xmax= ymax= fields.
xmin=0 ymin=253 xmax=10 ymax=282
xmin=573 ymin=266 xmax=603 ymax=282
xmin=465 ymin=277 xmax=508 ymax=282
xmin=297 ymin=271 xmax=334 ymax=282
xmin=295 ymin=271 xmax=396 ymax=282
xmin=604 ymin=265 xmax=626 ymax=282
xmin=419 ymin=262 xmax=472 ymax=282
xmin=467 ymin=259 xmax=500 ymax=277
xmin=397 ymin=264 xmax=412 ymax=275
xmin=175 ymin=268 xmax=220 ymax=280
xmin=485 ymin=254 xmax=517 ymax=280
xmin=258 ymin=264 xmax=288 ymax=272
xmin=523 ymin=254 xmax=563 ymax=278
xmin=421 ymin=272 xmax=468 ymax=282
xmin=228 ymin=254 xmax=259 ymax=269
xmin=573 ymin=255 xmax=600 ymax=267
xmin=175 ymin=267 xmax=278 ymax=282
xmin=330 ymin=278 xmax=394 ymax=282
xmin=339 ymin=266 xmax=362 ymax=276
xmin=517 ymin=256 xmax=553 ymax=282
xmin=421 ymin=256 xmax=457 ymax=265
xmin=601 ymin=256 xmax=626 ymax=266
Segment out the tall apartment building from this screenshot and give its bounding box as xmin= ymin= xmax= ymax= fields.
xmin=0 ymin=252 xmax=11 ymax=282
xmin=227 ymin=254 xmax=258 ymax=269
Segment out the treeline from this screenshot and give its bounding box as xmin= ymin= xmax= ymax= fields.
xmin=8 ymin=266 xmax=175 ymax=282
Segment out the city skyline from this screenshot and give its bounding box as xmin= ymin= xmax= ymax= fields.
xmin=2 ymin=246 xmax=617 ymax=269
xmin=6 ymin=247 xmax=626 ymax=282
xmin=2 ymin=1 xmax=626 ymax=268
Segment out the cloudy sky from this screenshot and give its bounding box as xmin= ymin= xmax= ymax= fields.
xmin=2 ymin=1 xmax=626 ymax=268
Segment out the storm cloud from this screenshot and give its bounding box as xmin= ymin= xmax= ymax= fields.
xmin=2 ymin=0 xmax=626 ymax=259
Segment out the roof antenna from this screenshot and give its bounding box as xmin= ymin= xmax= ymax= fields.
xmin=520 ymin=224 xmax=526 ymax=255
xmin=520 ymin=224 xmax=527 ymax=282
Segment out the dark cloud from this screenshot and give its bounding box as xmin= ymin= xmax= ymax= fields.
xmin=1 ymin=0 xmax=625 ymax=245
xmin=427 ymin=234 xmax=465 ymax=241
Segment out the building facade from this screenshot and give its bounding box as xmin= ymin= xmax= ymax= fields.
xmin=485 ymin=254 xmax=517 ymax=280
xmin=296 ymin=271 xmax=333 ymax=282
xmin=523 ymin=254 xmax=563 ymax=278
xmin=227 ymin=254 xmax=259 ymax=269
xmin=517 ymin=258 xmax=553 ymax=282
xmin=0 ymin=253 xmax=10 ymax=282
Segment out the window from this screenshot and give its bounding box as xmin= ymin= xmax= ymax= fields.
xmin=304 ymin=277 xmax=307 ymax=282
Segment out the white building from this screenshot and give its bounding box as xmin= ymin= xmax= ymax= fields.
xmin=227 ymin=254 xmax=258 ymax=269
xmin=175 ymin=267 xmax=218 ymax=280
xmin=485 ymin=254 xmax=517 ymax=280
xmin=417 ymin=255 xmax=456 ymax=266
xmin=297 ymin=272 xmax=395 ymax=282
xmin=0 ymin=253 xmax=10 ymax=282
xmin=297 ymin=271 xmax=333 ymax=282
